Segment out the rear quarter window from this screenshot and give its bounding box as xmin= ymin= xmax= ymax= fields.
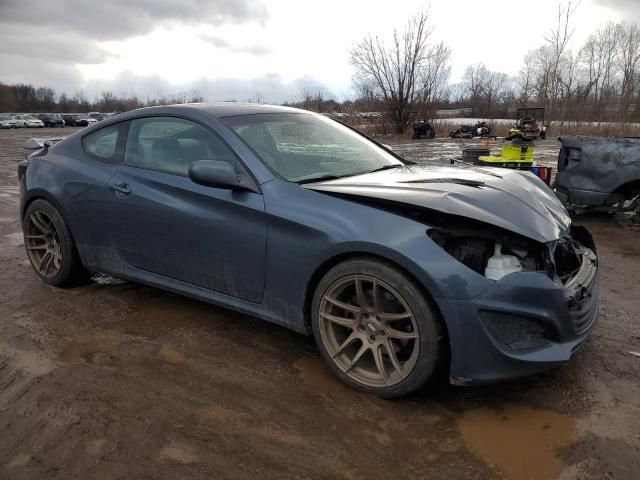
xmin=81 ymin=122 xmax=128 ymax=164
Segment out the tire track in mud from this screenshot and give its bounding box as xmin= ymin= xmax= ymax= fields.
xmin=0 ymin=342 xmax=78 ymax=476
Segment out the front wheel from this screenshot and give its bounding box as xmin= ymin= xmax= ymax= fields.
xmin=311 ymin=258 xmax=443 ymax=398
xmin=23 ymin=200 xmax=89 ymax=287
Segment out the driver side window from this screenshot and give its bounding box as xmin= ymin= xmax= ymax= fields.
xmin=124 ymin=117 xmax=237 ymax=176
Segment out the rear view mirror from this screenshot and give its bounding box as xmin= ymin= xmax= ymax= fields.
xmin=188 ymin=160 xmax=240 ymax=190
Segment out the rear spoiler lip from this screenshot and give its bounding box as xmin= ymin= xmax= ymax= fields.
xmin=22 ymin=136 xmax=66 ymax=150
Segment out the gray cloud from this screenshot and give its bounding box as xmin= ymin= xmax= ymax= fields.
xmin=81 ymin=71 xmax=335 ymax=104
xmin=0 ymin=24 xmax=108 ymax=64
xmin=593 ymin=0 xmax=640 ymax=21
xmin=0 ymin=0 xmax=267 ymax=73
xmin=0 ymin=54 xmax=84 ymax=91
xmin=0 ymin=0 xmax=268 ymax=41
xmin=198 ymin=32 xmax=273 ymax=56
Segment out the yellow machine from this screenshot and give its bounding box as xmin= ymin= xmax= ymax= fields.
xmin=458 ymin=137 xmax=552 ymax=185
xmin=477 ymin=139 xmax=534 ymax=169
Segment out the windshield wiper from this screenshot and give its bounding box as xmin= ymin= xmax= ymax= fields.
xmin=297 ymin=174 xmax=349 ymax=184
xmin=297 ymin=164 xmax=405 ymax=184
xmin=366 ymin=164 xmax=405 ymax=174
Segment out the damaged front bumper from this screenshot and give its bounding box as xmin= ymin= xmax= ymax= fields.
xmin=435 ymin=227 xmax=598 ymax=385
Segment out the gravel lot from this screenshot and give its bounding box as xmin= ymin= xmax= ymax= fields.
xmin=0 ymin=127 xmax=639 ymax=479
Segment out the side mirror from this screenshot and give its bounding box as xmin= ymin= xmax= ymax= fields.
xmin=188 ymin=160 xmax=240 ymax=190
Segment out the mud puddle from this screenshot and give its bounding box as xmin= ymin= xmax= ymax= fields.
xmin=457 ymin=405 xmax=576 ymax=480
xmin=294 ymin=356 xmax=582 ymax=479
xmin=58 ymin=334 xmax=123 ymax=363
xmin=158 ymin=443 xmax=198 ymax=464
xmin=159 ymin=346 xmax=187 ymax=364
xmin=293 ymin=354 xmax=346 ymax=393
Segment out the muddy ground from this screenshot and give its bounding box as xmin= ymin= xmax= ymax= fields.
xmin=0 ymin=127 xmax=638 ymax=480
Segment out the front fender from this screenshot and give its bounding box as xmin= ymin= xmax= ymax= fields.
xmin=262 ymin=181 xmax=495 ymax=333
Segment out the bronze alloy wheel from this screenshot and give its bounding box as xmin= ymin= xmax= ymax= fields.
xmin=24 ymin=210 xmax=63 ymax=278
xmin=318 ymin=274 xmax=420 ymax=388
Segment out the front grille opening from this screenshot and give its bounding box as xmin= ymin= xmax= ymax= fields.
xmin=481 ymin=311 xmax=551 ymax=350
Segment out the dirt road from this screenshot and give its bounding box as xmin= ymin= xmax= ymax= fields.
xmin=0 ymin=128 xmax=638 ymax=479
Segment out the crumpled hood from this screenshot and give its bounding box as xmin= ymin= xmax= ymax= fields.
xmin=304 ymin=165 xmax=571 ymax=243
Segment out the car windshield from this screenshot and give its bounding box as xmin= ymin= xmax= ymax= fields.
xmin=222 ymin=112 xmax=403 ymax=183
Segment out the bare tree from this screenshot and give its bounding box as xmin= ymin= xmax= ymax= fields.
xmin=417 ymin=41 xmax=451 ymax=117
xmin=543 ymin=1 xmax=579 ymax=116
xmin=463 ymin=63 xmax=508 ymax=116
xmin=517 ymin=51 xmax=536 ymax=105
xmin=350 ymin=9 xmax=448 ymax=132
xmin=619 ymin=23 xmax=640 ymax=99
xmin=557 ymin=51 xmax=579 ymax=124
xmin=300 ymin=87 xmax=331 ymax=112
xmin=463 ymin=63 xmax=486 ymax=110
xmin=579 ymin=35 xmax=604 ymax=101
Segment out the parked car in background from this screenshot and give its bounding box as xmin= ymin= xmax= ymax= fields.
xmin=61 ymin=114 xmax=80 ymax=126
xmin=82 ymin=116 xmax=99 ymax=126
xmin=88 ymin=112 xmax=106 ymax=121
xmin=37 ymin=114 xmax=65 ymax=128
xmin=15 ymin=114 xmax=44 ymax=128
xmin=0 ymin=114 xmax=18 ymax=128
xmin=556 ymin=136 xmax=640 ymax=212
xmin=18 ymin=103 xmax=599 ymax=398
xmin=61 ymin=114 xmax=98 ymax=127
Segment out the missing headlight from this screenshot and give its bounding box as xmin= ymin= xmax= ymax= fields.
xmin=428 ymin=226 xmax=549 ymax=278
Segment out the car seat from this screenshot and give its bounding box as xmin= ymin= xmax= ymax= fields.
xmin=151 ymin=138 xmax=184 ymax=174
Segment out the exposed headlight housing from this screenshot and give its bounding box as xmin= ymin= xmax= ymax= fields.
xmin=428 ymin=223 xmax=551 ymax=281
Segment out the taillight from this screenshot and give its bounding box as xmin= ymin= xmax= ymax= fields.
xmin=531 ymin=166 xmax=552 ymax=186
xmin=18 ymin=158 xmax=29 ymax=182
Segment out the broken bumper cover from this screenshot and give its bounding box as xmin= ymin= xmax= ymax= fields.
xmin=436 ymin=245 xmax=598 ymax=385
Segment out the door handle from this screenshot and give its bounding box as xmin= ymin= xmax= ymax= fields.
xmin=110 ymin=183 xmax=131 ymax=195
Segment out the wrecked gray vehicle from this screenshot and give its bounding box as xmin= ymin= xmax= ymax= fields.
xmin=556 ymin=136 xmax=640 ymax=213
xmin=19 ymin=104 xmax=598 ymax=397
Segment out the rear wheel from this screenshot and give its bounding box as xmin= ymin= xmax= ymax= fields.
xmin=23 ymin=200 xmax=88 ymax=287
xmin=311 ymin=258 xmax=443 ymax=397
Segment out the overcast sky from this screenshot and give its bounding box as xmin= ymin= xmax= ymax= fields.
xmin=0 ymin=0 xmax=634 ymax=103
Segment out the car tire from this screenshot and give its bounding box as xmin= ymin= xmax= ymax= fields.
xmin=311 ymin=258 xmax=443 ymax=398
xmin=23 ymin=199 xmax=89 ymax=287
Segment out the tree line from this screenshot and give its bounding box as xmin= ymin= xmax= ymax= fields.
xmin=0 ymin=83 xmax=204 ymax=114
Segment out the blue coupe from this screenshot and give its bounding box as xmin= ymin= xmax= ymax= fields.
xmin=18 ymin=104 xmax=598 ymax=397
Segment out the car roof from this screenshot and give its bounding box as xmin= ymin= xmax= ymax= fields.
xmin=120 ymin=102 xmax=308 ymax=119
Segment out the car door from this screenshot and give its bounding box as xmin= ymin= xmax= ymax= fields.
xmin=107 ymin=116 xmax=267 ymax=303
xmin=60 ymin=121 xmax=129 ymax=267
